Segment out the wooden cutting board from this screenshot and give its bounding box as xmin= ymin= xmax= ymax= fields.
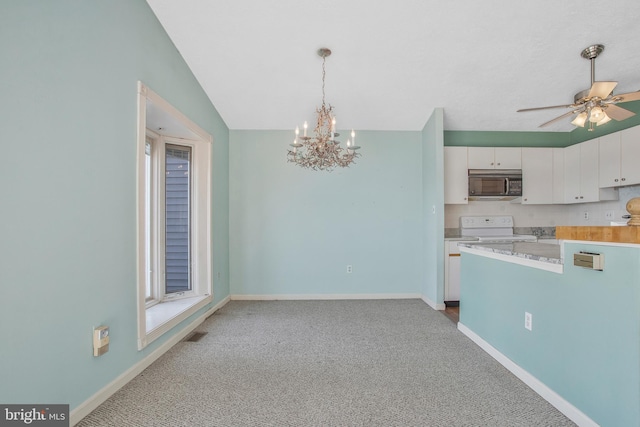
xmin=555 ymin=226 xmax=640 ymax=244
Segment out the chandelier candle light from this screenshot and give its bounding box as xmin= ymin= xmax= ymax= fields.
xmin=287 ymin=48 xmax=360 ymax=171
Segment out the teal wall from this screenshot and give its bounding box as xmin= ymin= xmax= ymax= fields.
xmin=445 ymin=100 xmax=640 ymax=148
xmin=421 ymin=109 xmax=445 ymax=305
xmin=445 ymin=130 xmax=569 ymax=147
xmin=0 ymin=0 xmax=229 ymax=411
xmin=229 ymin=130 xmax=423 ymax=296
xmin=459 ymin=244 xmax=640 ymax=426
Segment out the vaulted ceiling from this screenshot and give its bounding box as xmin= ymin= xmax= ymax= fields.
xmin=146 ymin=0 xmax=640 ymax=133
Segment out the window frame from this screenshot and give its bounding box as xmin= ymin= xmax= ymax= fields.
xmin=136 ymin=82 xmax=213 ymax=350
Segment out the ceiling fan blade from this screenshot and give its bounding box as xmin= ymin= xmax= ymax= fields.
xmin=605 ymin=104 xmax=636 ymax=121
xmin=517 ymin=104 xmax=573 ymax=113
xmin=588 ymin=81 xmax=618 ymax=99
xmin=611 ymin=91 xmax=640 ymax=103
xmin=539 ymin=110 xmax=579 ymax=128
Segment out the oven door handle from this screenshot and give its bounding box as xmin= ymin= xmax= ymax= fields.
xmin=505 ymin=178 xmax=510 ymax=195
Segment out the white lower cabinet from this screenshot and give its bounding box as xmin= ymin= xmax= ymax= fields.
xmin=445 ymin=240 xmax=468 ymax=302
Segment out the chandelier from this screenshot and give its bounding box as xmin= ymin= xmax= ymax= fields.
xmin=287 ymin=48 xmax=360 ymax=171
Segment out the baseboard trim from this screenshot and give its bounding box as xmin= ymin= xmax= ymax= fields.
xmin=457 ymin=322 xmax=597 ymax=427
xmin=230 ymin=293 xmax=422 ymax=301
xmin=70 ymin=296 xmax=230 ymax=426
xmin=421 ymin=295 xmax=446 ymax=310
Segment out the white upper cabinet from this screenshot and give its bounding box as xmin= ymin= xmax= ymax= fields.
xmin=552 ymin=148 xmax=565 ymax=204
xmin=599 ymin=132 xmax=621 ymax=187
xmin=521 ymin=148 xmax=553 ymax=204
xmin=579 ymin=139 xmax=601 ymax=203
xmin=599 ymin=126 xmax=640 ymax=188
xmin=564 ymin=139 xmax=617 ymax=203
xmin=563 ymin=144 xmax=582 ymax=203
xmin=444 ymin=146 xmax=468 ymax=204
xmin=495 ymin=148 xmax=522 ymax=169
xmin=467 ymin=147 xmax=494 ymax=169
xmin=467 ymin=147 xmax=521 ymax=169
xmin=621 ymin=126 xmax=640 ymax=186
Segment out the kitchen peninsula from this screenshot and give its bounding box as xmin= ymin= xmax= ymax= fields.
xmin=457 ymin=236 xmax=640 ymax=427
xmin=458 ymin=241 xmax=562 ymax=272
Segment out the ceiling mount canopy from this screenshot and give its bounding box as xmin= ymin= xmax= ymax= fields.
xmin=287 ymin=47 xmax=360 ymax=171
xmin=517 ymin=44 xmax=640 ymax=131
xmin=317 ymin=47 xmax=331 ymax=58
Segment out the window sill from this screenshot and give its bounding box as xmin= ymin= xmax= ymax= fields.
xmin=139 ymin=294 xmax=212 ymax=350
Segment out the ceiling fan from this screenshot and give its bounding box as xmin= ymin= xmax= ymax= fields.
xmin=518 ymin=44 xmax=640 ymax=131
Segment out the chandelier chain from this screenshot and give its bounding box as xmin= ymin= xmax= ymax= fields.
xmin=321 ymin=56 xmax=326 ymax=107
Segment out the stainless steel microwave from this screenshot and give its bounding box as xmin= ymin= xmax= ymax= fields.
xmin=468 ymin=169 xmax=522 ymax=200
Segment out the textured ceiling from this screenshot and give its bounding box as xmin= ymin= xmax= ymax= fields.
xmin=146 ymin=0 xmax=640 ymax=132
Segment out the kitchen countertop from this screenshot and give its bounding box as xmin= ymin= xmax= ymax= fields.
xmin=445 ymin=227 xmax=555 ymax=240
xmin=444 ymin=229 xmax=472 ymax=239
xmin=556 ymin=226 xmax=640 ymax=244
xmin=445 ymin=236 xmax=479 ymax=241
xmin=458 ymin=241 xmax=562 ymax=265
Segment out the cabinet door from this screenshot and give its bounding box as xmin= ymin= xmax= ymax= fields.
xmin=467 ymin=147 xmax=495 ymax=169
xmin=580 ymin=139 xmax=600 ymax=202
xmin=552 ymin=148 xmax=565 ymax=204
xmin=444 ymin=147 xmax=468 ymax=204
xmin=521 ymin=148 xmax=553 ymax=204
xmin=445 ymin=241 xmax=461 ymax=301
xmin=620 ymin=126 xmax=640 ymax=186
xmin=563 ymin=144 xmax=581 ymax=203
xmin=598 ymin=132 xmax=621 ymax=188
xmin=495 ymin=147 xmax=522 ymax=169
xmin=447 ymin=255 xmax=461 ymax=301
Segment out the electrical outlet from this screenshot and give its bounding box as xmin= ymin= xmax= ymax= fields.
xmin=582 ymin=211 xmax=589 ymax=220
xmin=605 ymin=210 xmax=615 ymax=220
xmin=346 ymin=265 xmax=352 ymax=274
xmin=524 ymin=312 xmax=532 ymax=331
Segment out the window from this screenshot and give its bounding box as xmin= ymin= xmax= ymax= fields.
xmin=137 ymin=82 xmax=213 ymax=350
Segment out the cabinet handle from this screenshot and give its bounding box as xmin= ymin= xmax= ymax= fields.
xmin=580 ymin=196 xmax=584 ymax=199
xmin=615 ymin=179 xmax=619 ymax=182
xmin=497 ymin=162 xmax=501 ymax=165
xmin=622 ymin=178 xmax=626 ymax=181
xmin=490 ymin=162 xmax=494 ymax=166
xmin=575 ymin=196 xmax=579 ymax=199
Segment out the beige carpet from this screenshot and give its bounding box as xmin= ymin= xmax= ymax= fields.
xmin=77 ymin=299 xmax=575 ymax=426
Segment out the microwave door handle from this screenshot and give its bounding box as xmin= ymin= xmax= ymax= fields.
xmin=505 ymin=178 xmax=509 ymax=195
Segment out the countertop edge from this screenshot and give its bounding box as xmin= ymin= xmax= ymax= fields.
xmin=558 ymin=239 xmax=640 ymax=249
xmin=459 ymin=245 xmax=564 ymax=274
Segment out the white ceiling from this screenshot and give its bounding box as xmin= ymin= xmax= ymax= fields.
xmin=146 ymin=0 xmax=640 ymax=133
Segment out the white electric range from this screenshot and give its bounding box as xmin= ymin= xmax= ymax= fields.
xmin=459 ymin=215 xmax=537 ymax=243
xmin=444 ymin=216 xmax=536 ymax=305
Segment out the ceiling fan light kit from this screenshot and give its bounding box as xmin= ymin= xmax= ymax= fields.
xmin=518 ymin=44 xmax=640 ymax=131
